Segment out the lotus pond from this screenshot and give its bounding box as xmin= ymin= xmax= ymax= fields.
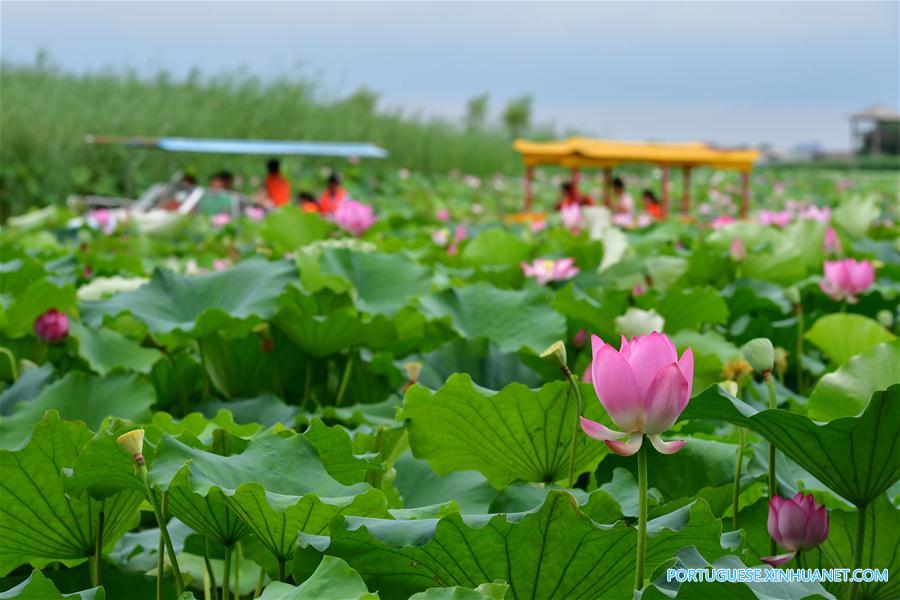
xmin=0 ymin=169 xmax=898 ymax=600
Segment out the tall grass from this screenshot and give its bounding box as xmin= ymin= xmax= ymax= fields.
xmin=0 ymin=61 xmax=524 ymax=214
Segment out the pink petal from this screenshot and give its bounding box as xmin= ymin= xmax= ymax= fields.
xmin=804 ymin=505 xmax=829 ymax=548
xmin=605 ymin=432 xmax=643 ymax=456
xmin=648 ymin=434 xmax=685 ymax=454
xmin=640 ymin=363 xmax=690 ymax=434
xmin=768 ymin=498 xmax=782 ymax=540
xmin=591 ymin=344 xmax=642 ymax=431
xmin=625 ymin=333 xmax=679 ymax=400
xmin=677 ymin=348 xmax=694 ymax=399
xmin=776 ymin=500 xmax=809 ymax=552
xmin=591 ymin=334 xmax=606 ymax=358
xmin=619 ymin=335 xmax=632 ymax=360
xmin=580 ymin=417 xmax=626 ymax=441
xmin=761 ymin=552 xmax=796 ymax=567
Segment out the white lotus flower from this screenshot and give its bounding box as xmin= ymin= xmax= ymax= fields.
xmin=615 ymin=308 xmax=665 ymax=338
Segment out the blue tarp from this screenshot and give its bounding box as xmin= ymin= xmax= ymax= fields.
xmin=88 ymin=135 xmax=388 ymax=158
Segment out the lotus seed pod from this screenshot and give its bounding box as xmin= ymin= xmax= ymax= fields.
xmin=741 ymin=338 xmax=775 ymax=375
xmin=540 ymin=341 xmax=568 ymax=369
xmin=877 ymin=309 xmax=894 ymax=329
xmin=117 ymin=429 xmax=146 ymax=465
xmin=785 ymin=287 xmax=801 ymax=305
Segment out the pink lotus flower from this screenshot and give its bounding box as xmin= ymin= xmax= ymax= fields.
xmin=453 ymin=224 xmax=467 ymax=243
xmin=244 ymin=206 xmax=266 ymax=221
xmin=573 ymin=328 xmax=588 ymax=349
xmin=761 ymin=493 xmax=828 ymax=566
xmin=334 ymin=199 xmax=377 ymax=236
xmin=432 ymin=228 xmax=450 ymax=247
xmin=87 ymin=208 xmax=118 ymax=234
xmin=730 ymin=237 xmax=747 ymax=261
xmin=836 ymin=178 xmax=853 ymax=192
xmin=580 ymin=333 xmax=693 ymax=456
xmin=612 ymin=212 xmax=633 ymax=229
xmin=632 ymin=283 xmax=646 ymax=297
xmin=35 ymin=308 xmax=69 ymax=343
xmin=211 ymin=213 xmax=232 ymax=228
xmin=823 ymin=227 xmax=841 ymax=255
xmin=712 ymin=215 xmax=736 ymax=229
xmin=757 ymin=210 xmax=793 ymax=228
xmin=447 ymin=242 xmax=459 ymax=256
xmin=530 ymin=219 xmax=547 ymax=234
xmin=213 ymin=259 xmax=229 ymax=272
xmin=436 ymin=208 xmax=450 ymax=222
xmin=521 ymin=257 xmax=580 ymax=285
xmin=820 ymin=259 xmax=875 ymax=303
xmin=799 ymin=205 xmax=831 ymax=223
xmin=561 ymin=204 xmax=582 ymax=233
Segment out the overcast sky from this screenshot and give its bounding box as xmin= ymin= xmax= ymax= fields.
xmin=3 ymin=1 xmax=898 ymax=149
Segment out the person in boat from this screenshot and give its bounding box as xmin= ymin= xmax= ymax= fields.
xmin=611 ymin=177 xmax=634 ymax=214
xmin=642 ymin=189 xmax=665 ymax=221
xmin=199 ymin=170 xmax=236 ymax=215
xmin=318 ymin=172 xmax=347 ymax=214
xmin=554 ymin=181 xmax=594 ymax=211
xmin=264 ymin=159 xmax=291 ymax=207
xmin=298 ymin=191 xmax=321 ymax=213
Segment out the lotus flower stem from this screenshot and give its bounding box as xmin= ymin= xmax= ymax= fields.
xmin=141 ymin=466 xmax=185 ymax=596
xmin=794 ymin=304 xmax=805 ymax=393
xmin=561 ymin=366 xmax=584 ymax=488
xmin=157 ymin=515 xmax=164 ymax=600
xmin=254 ymin=566 xmax=266 ymax=598
xmin=203 ymin=538 xmax=218 ymax=600
xmin=0 ymin=347 xmax=18 ymax=382
xmin=222 ymin=544 xmax=232 ymax=600
xmin=91 ymin=505 xmax=104 ymax=587
xmin=233 ymin=542 xmax=241 ymax=600
xmin=850 ymin=504 xmax=867 ymax=600
xmin=732 ymin=427 xmax=745 ymax=531
xmin=334 ymin=354 xmax=354 ymax=407
xmin=634 ymin=438 xmax=648 ymax=591
xmin=277 ymin=559 xmax=286 ymax=583
xmin=765 ymin=374 xmax=778 ymax=555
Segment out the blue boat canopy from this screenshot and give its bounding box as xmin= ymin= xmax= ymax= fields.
xmin=85 ymin=135 xmax=388 ymax=159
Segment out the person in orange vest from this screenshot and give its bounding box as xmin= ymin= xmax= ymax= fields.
xmin=554 ymin=181 xmax=594 ymax=211
xmin=318 ymin=172 xmax=347 ymax=214
xmin=642 ymin=189 xmax=665 ymax=221
xmin=298 ymin=191 xmax=321 ymax=213
xmin=265 ymin=159 xmax=291 ymax=207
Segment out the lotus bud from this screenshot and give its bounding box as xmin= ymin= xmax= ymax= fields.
xmin=540 ymin=341 xmax=568 ymax=370
xmin=117 ymin=429 xmax=146 ymax=466
xmin=877 ymin=309 xmax=894 ymax=329
xmin=615 ymin=307 xmax=665 ymax=339
xmin=742 ymin=338 xmax=775 ymax=376
xmin=761 ymin=493 xmax=829 ymax=566
xmin=784 ymin=286 xmax=801 ymax=305
xmin=401 ymin=361 xmax=422 ymax=393
xmin=719 ymin=380 xmax=739 ymax=397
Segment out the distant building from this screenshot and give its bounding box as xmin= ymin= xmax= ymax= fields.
xmin=850 ymin=104 xmax=900 ymax=155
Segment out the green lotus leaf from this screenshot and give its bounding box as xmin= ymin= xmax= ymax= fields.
xmin=0 ymin=570 xmax=104 ymax=600
xmin=408 ymin=581 xmax=509 ymax=600
xmin=297 ymin=248 xmax=433 ymax=317
xmin=804 ymin=314 xmax=895 ymax=366
xmin=79 ymin=258 xmax=296 ymax=337
xmin=0 ymin=372 xmax=155 ymax=450
xmin=393 ymin=453 xmax=497 ymax=514
xmin=461 ymin=229 xmax=531 ymax=267
xmin=681 ymin=384 xmax=900 ymax=507
xmin=259 ymin=556 xmax=376 ymax=599
xmin=807 ymin=340 xmax=900 ymax=421
xmin=260 ymin=206 xmax=334 ymax=254
xmin=300 ymin=490 xmax=731 ymax=600
xmin=402 ymin=374 xmax=611 ymax=488
xmin=69 ymin=323 xmax=163 ymax=376
xmin=0 ymin=412 xmax=142 ymax=576
xmin=418 ymin=283 xmax=566 ymax=354
xmin=640 ymin=286 xmax=729 ymax=334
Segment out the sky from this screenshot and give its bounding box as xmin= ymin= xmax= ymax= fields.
xmin=2 ymin=1 xmax=898 ymax=150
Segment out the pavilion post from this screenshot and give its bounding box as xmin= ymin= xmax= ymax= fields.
xmin=524 ymin=166 xmax=534 ymax=212
xmin=740 ymin=171 xmax=750 ymax=218
xmin=661 ymin=165 xmax=670 ymax=217
xmin=571 ymin=166 xmax=580 ymax=194
xmin=602 ymin=168 xmax=612 ymax=208
xmin=681 ymin=167 xmax=692 ymax=215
